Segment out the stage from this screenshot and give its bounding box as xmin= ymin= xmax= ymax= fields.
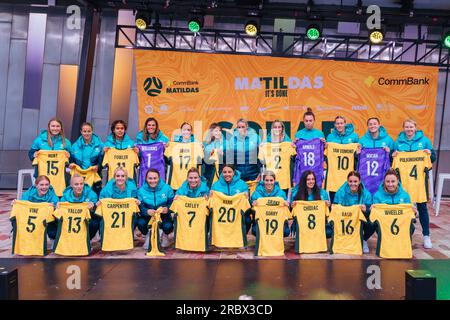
xmin=1 ymin=190 xmax=450 ymax=300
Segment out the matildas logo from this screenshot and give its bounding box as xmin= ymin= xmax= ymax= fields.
xmin=144 ymin=77 xmax=163 ymax=97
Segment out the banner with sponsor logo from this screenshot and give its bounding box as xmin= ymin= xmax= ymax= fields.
xmin=135 ymin=50 xmax=438 ymax=141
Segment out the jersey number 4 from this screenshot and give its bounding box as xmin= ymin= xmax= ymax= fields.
xmin=409 ymin=165 xmax=418 ymax=180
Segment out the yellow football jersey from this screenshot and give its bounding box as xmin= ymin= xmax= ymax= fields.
xmin=165 ymin=142 xmax=204 ymax=190
xmin=95 ymin=198 xmax=139 ymax=251
xmin=146 ymin=208 xmax=165 ymax=256
xmin=69 ymin=164 xmax=101 ymax=187
xmin=53 ymin=202 xmax=91 ymax=256
xmin=208 ymin=191 xmax=250 ymax=248
xmin=328 ymin=204 xmax=367 ymax=255
xmin=324 ymin=143 xmax=358 ymax=192
xmin=32 ymin=150 xmax=69 ymax=196
xmin=292 ymin=200 xmax=329 ymax=254
xmin=171 ymin=196 xmax=209 ymax=252
xmin=102 ymin=148 xmax=140 ymax=181
xmin=10 ymin=200 xmax=55 ymax=256
xmin=258 ymin=142 xmax=297 ymax=189
xmin=246 ymin=180 xmax=258 ymax=195
xmin=392 ymin=151 xmax=432 ymax=203
xmin=253 ymin=197 xmax=291 ymax=257
xmin=370 ymin=204 xmax=415 ymax=259
xmin=209 ymin=148 xmax=221 ymax=185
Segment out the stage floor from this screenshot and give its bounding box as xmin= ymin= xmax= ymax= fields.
xmin=0 ymin=258 xmax=449 ymax=300
xmin=1 ymin=190 xmax=450 ymax=300
xmin=1 ymin=191 xmax=450 ymax=260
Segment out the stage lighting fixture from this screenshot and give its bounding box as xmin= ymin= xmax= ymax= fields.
xmin=188 ymin=15 xmax=204 ymax=33
xmin=369 ymin=29 xmax=384 ymax=44
xmin=135 ymin=11 xmax=151 ymax=30
xmin=306 ymin=24 xmax=321 ymax=40
xmin=245 ymin=20 xmax=259 ymax=36
xmin=443 ymin=32 xmax=450 ymax=49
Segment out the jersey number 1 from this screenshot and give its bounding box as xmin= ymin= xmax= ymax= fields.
xmin=409 ymin=165 xmax=418 ymax=180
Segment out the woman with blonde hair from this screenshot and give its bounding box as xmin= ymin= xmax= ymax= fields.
xmin=28 ymin=117 xmax=71 ymax=161
xmin=393 ymin=119 xmax=435 ymax=249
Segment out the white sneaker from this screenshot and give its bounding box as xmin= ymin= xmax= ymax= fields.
xmin=161 ymin=233 xmax=172 ymax=248
xmin=362 ymin=240 xmax=370 ymax=254
xmin=143 ymin=232 xmax=150 ymax=249
xmin=423 ymin=236 xmax=433 ymax=249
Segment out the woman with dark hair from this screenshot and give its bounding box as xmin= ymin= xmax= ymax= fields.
xmin=359 ymin=117 xmax=394 ymax=152
xmin=292 ymin=170 xmax=330 ymax=204
xmin=29 ymin=117 xmax=71 ymax=161
xmin=210 ymin=164 xmax=252 ymax=238
xmin=176 ymin=167 xmax=210 ymax=198
xmin=372 ymin=168 xmax=412 ymax=205
xmin=251 ymin=171 xmax=288 ymax=205
xmin=250 ymin=171 xmax=290 ymax=238
xmin=165 ymin=122 xmax=204 ymax=190
xmin=290 ymin=170 xmax=330 ymax=238
xmin=135 ymin=117 xmax=169 ymax=144
xmin=333 ymin=171 xmax=373 ymax=253
xmin=294 ymin=108 xmax=325 ymax=141
xmin=259 ymin=120 xmax=296 ymax=193
xmin=211 ymin=164 xmax=249 ymax=196
xmin=174 ymin=122 xmax=197 ymax=143
xmin=137 ymin=168 xmax=174 ymax=248
xmin=104 ymin=120 xmax=138 ymax=152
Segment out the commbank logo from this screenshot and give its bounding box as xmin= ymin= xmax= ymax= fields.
xmin=378 ymin=76 xmax=430 ymax=86
xmin=364 ymin=76 xmax=375 ymax=87
xmin=144 ymin=77 xmax=163 ymax=97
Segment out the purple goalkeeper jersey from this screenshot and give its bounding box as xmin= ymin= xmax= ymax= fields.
xmin=358 ymin=147 xmax=390 ymax=194
xmin=293 ymin=138 xmax=324 ymax=187
xmin=137 ymin=143 xmax=166 ymax=187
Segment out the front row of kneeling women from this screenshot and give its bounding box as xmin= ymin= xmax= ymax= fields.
xmin=13 ymin=162 xmax=416 ymax=258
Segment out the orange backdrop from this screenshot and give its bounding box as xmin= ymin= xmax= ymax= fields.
xmin=135 ymin=50 xmax=438 ymax=141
